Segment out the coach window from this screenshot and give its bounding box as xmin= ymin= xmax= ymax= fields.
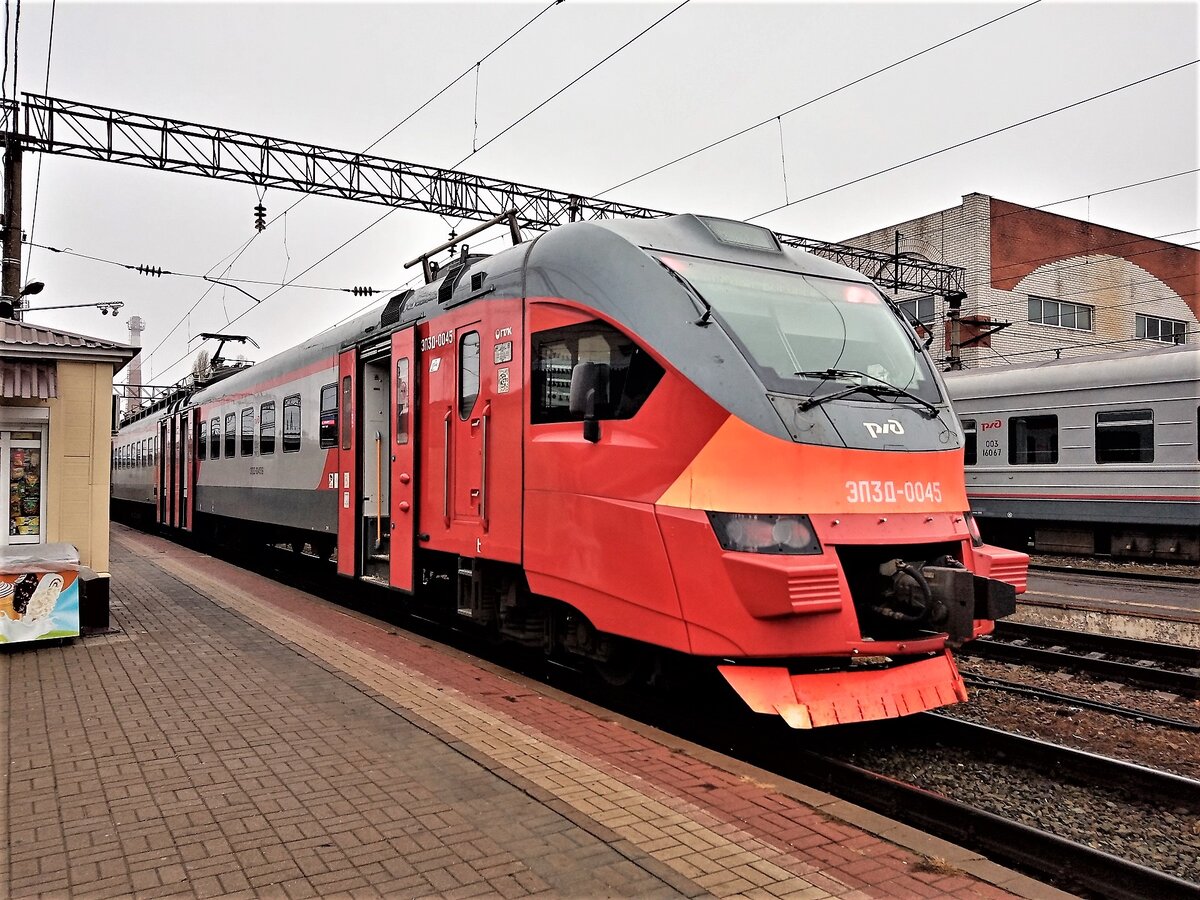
xmin=1096 ymin=409 xmax=1154 ymax=464
xmin=340 ymin=377 xmax=352 ymax=450
xmin=283 ymin=394 xmax=301 ymax=452
xmin=396 ymin=359 xmax=410 ymax=445
xmin=241 ymin=407 xmax=255 ymax=456
xmin=210 ymin=417 xmax=220 ymax=459
xmin=459 ymin=332 xmax=480 ymax=420
xmin=198 ymin=421 xmax=207 ymax=460
xmin=320 ymin=383 xmax=338 ymax=449
xmin=224 ymin=413 xmax=236 ymax=458
xmin=260 ymin=401 xmax=276 ymax=454
xmin=531 ymin=320 xmax=665 ymax=423
xmin=1009 ymin=415 xmax=1058 ymax=465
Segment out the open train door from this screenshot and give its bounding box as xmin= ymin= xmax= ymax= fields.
xmin=156 ymin=417 xmax=169 ymax=526
xmin=177 ymin=408 xmax=197 ymax=532
xmin=336 ymin=348 xmax=358 ymax=577
xmin=389 ymin=328 xmax=417 ymax=592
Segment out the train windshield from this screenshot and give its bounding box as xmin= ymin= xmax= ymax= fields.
xmin=656 ymin=254 xmax=939 ymax=401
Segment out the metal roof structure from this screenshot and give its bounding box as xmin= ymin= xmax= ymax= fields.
xmin=0 ymin=319 xmax=139 ymax=369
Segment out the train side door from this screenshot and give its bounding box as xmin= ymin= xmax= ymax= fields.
xmin=336 ymin=349 xmax=358 ymax=577
xmin=390 ymin=328 xmax=417 ymax=592
xmin=358 ymin=347 xmax=392 ymax=582
xmin=417 ymin=302 xmax=522 ymax=564
xmin=182 ymin=408 xmax=198 ymax=531
xmin=157 ymin=418 xmax=169 ymax=525
xmin=173 ymin=410 xmax=190 ymax=530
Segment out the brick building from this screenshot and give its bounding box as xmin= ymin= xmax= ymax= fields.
xmin=844 ymin=193 xmax=1199 ymax=367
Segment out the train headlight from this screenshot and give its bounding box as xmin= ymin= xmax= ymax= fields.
xmin=707 ymin=513 xmax=822 ymax=555
xmin=964 ymin=511 xmax=984 ymax=548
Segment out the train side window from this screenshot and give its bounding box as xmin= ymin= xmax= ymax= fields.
xmin=340 ymin=377 xmax=352 ymax=450
xmin=140 ymin=439 xmax=145 ymax=467
xmin=320 ymin=383 xmax=338 ymax=449
xmin=396 ymin=359 xmax=410 ymax=445
xmin=210 ymin=417 xmax=221 ymax=459
xmin=459 ymin=332 xmax=480 ymax=420
xmin=241 ymin=407 xmax=255 ymax=456
xmin=1008 ymin=415 xmax=1058 ymax=465
xmin=1096 ymin=409 xmax=1154 ymax=464
xmin=260 ymin=401 xmax=276 ymax=455
xmin=198 ymin=421 xmax=207 ymax=460
xmin=283 ymin=395 xmax=301 ymax=452
xmin=962 ymin=419 xmax=976 ymax=465
xmin=224 ymin=413 xmax=236 ymax=458
xmin=531 ymin=320 xmax=665 ymax=424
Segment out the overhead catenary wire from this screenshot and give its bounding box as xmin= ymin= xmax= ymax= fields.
xmin=453 ymin=0 xmax=692 ymax=168
xmin=595 ymin=0 xmax=1044 ymax=198
xmin=747 ymin=59 xmax=1200 ymax=223
xmin=23 ymin=0 xmax=56 ymax=280
xmin=137 ymin=0 xmax=566 ymax=378
xmin=154 ymin=0 xmax=689 ymax=383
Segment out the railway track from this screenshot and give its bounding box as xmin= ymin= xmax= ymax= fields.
xmin=966 ymin=621 xmax=1200 ymax=695
xmin=1030 ymin=562 xmax=1200 ymax=585
xmin=188 ymin=537 xmax=1200 ymax=897
xmin=959 ymin=671 xmax=1200 ymax=732
xmin=778 ymin=715 xmax=1200 ymax=900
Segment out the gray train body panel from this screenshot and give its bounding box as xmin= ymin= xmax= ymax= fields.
xmin=944 ymin=346 xmax=1200 ymax=556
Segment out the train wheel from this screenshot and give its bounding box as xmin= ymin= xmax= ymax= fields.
xmin=589 ymin=640 xmax=652 ymax=690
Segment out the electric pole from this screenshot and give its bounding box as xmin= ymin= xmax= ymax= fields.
xmin=1 ymin=137 xmax=22 ymax=320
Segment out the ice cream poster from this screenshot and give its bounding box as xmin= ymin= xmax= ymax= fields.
xmin=0 ymin=569 xmax=80 ymax=643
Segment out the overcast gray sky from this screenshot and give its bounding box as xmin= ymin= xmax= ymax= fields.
xmin=7 ymin=0 xmax=1197 ymax=384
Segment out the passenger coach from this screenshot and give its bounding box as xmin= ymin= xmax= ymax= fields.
xmin=945 ymin=346 xmax=1200 ymax=561
xmin=115 ymin=214 xmax=1029 ymax=728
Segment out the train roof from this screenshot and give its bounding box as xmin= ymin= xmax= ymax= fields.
xmin=944 ymin=345 xmax=1199 ymax=399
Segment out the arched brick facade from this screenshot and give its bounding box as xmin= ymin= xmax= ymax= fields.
xmin=990 ymin=199 xmax=1199 ymax=319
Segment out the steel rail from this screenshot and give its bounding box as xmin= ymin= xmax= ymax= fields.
xmin=781 ymin=744 xmax=1200 ymax=900
xmin=961 ymin=672 xmax=1200 ymax=732
xmin=995 ymin=621 xmax=1200 ymax=668
xmin=964 ymin=628 xmax=1200 ymax=696
xmin=1029 ymin=562 xmax=1200 ymax=586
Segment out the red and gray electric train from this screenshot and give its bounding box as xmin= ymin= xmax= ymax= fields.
xmin=112 ymin=214 xmax=1028 ymax=728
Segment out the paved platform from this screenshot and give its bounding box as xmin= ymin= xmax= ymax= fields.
xmin=1 ymin=524 xmax=1071 ymax=899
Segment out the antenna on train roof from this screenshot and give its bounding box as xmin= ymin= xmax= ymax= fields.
xmin=404 ymin=209 xmax=522 ymax=284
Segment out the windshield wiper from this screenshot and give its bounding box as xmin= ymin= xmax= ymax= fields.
xmin=796 ymin=368 xmax=940 ymax=418
xmin=656 ymin=260 xmax=713 ymax=326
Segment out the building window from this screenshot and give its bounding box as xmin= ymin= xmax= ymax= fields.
xmin=1028 ymin=296 xmax=1093 ymax=331
xmin=210 ymin=418 xmax=220 ymax=460
xmin=198 ymin=421 xmax=207 ymax=460
xmin=962 ymin=419 xmax=977 ymax=466
xmin=531 ymin=320 xmax=665 ymax=424
xmin=260 ymin=402 xmax=276 ymax=455
xmin=897 ymin=295 xmax=936 ymax=326
xmin=224 ymin=413 xmax=236 ymax=459
xmin=319 ymin=383 xmax=338 ymax=449
xmin=1009 ymin=415 xmax=1058 ymax=464
xmin=241 ymin=407 xmax=255 ymax=456
xmin=1096 ymin=409 xmax=1154 ymax=464
xmin=1136 ymin=314 xmax=1185 ymax=344
xmin=283 ymin=395 xmax=301 ymax=452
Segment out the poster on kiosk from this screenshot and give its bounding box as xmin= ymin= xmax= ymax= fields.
xmin=0 ymin=547 xmax=82 ymax=644
xmin=0 ymin=427 xmax=81 ymax=643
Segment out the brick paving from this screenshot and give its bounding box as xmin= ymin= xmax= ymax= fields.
xmin=0 ymin=525 xmax=1071 ymax=899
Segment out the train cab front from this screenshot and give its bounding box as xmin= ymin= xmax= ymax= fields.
xmin=525 ymin=214 xmax=1029 ymax=728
